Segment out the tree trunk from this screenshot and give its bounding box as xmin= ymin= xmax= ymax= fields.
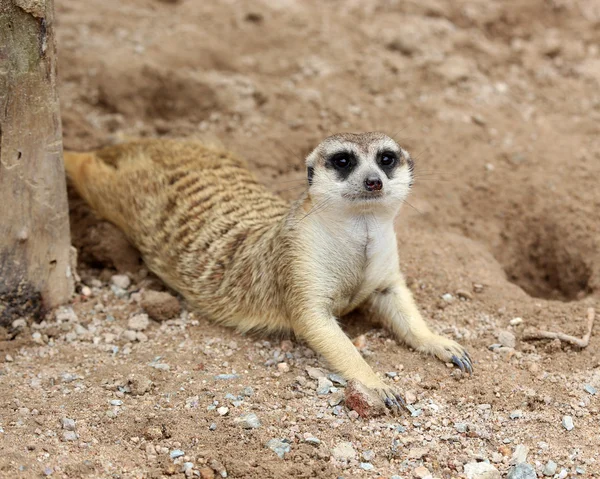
xmin=0 ymin=0 xmax=73 ymax=327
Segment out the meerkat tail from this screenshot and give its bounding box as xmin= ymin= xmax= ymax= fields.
xmin=63 ymin=150 xmax=129 ymax=232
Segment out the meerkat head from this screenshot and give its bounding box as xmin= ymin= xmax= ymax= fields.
xmin=305 ymin=132 xmax=414 ymax=215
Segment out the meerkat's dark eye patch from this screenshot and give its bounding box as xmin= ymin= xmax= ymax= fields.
xmin=377 ymin=150 xmax=400 ymax=179
xmin=327 ymin=151 xmax=357 ymax=180
xmin=307 ymin=166 xmax=314 ymax=185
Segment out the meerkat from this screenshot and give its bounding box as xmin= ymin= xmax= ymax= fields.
xmin=64 ymin=132 xmax=472 ymax=412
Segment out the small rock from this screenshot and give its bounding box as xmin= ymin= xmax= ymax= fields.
xmin=455 ymin=422 xmax=468 ymax=433
xmin=241 ymin=386 xmax=254 ymax=396
xmin=510 ymin=444 xmax=529 ymax=465
xmin=498 ymin=330 xmax=516 ymax=348
xmin=405 ymin=390 xmax=417 ymax=404
xmin=141 ymin=290 xmax=181 ymax=321
xmin=413 ymin=466 xmax=431 ymax=479
xmin=510 ymin=410 xmax=523 ymax=419
xmin=170 ymin=449 xmax=185 ymax=459
xmin=209 ymin=423 xmax=217 ymax=431
xmin=277 ymin=362 xmax=290 ymax=373
xmin=583 ymin=384 xmax=597 ymax=395
xmin=110 ymin=399 xmax=123 ymax=406
xmin=408 ymin=448 xmax=428 ymax=460
xmin=304 ymin=435 xmax=321 ymax=445
xmin=328 ymin=373 xmax=347 ymax=386
xmin=362 ymin=450 xmax=375 ymax=461
xmin=543 ymin=460 xmax=557 ymax=476
xmin=127 ymin=374 xmax=152 ymax=395
xmin=143 ymin=426 xmax=163 ymax=440
xmin=198 ymin=467 xmax=215 ymax=479
xmin=62 ymin=431 xmax=77 ymax=442
xmin=562 ymin=415 xmax=574 ymax=431
xmin=61 ymin=418 xmax=76 ymax=431
xmin=328 ymin=391 xmax=344 ymax=406
xmin=506 ymin=463 xmax=537 ymax=479
xmin=235 ymin=413 xmax=260 ymax=429
xmin=316 ymin=377 xmax=333 ymax=395
xmin=441 ymin=293 xmax=454 ymax=303
xmin=265 ymin=438 xmax=291 ymax=459
xmin=128 ymin=314 xmax=150 ymax=331
xmin=344 ymin=380 xmax=386 ymax=418
xmin=305 ymin=367 xmax=326 ymax=379
xmin=510 ymin=317 xmax=523 ymax=326
xmin=360 ymin=463 xmax=374 ymax=471
xmin=332 ymin=441 xmax=356 ymax=461
xmin=217 ymin=407 xmax=229 ymax=416
xmin=215 ymin=374 xmax=239 ymax=380
xmin=464 ymin=462 xmax=500 ymax=479
xmin=122 ymin=330 xmax=138 ymax=342
xmin=111 ymin=274 xmax=131 ymax=289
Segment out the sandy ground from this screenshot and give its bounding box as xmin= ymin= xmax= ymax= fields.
xmin=2 ymin=0 xmax=600 ymax=477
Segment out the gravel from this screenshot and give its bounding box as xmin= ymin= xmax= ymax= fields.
xmin=235 ymin=413 xmax=261 ymax=429
xmin=506 ymin=463 xmax=537 ymax=479
xmin=61 ymin=418 xmax=76 ymax=431
xmin=562 ymin=415 xmax=574 ymax=431
xmin=464 ymin=462 xmax=501 ymax=479
xmin=127 ymin=313 xmax=150 ymax=331
xmin=265 ymin=439 xmax=291 ymax=459
xmin=543 ymin=460 xmax=557 ymax=476
xmin=111 ymin=274 xmax=131 ymax=289
xmin=331 ymin=441 xmax=356 ymax=461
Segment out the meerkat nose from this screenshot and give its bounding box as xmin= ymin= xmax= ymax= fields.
xmin=364 ymin=176 xmax=383 ymax=192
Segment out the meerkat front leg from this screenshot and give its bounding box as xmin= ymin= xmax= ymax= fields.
xmin=368 ymin=277 xmax=473 ymax=373
xmin=293 ymin=309 xmax=406 ymax=412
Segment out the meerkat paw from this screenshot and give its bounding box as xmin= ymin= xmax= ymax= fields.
xmin=373 ymin=384 xmax=408 ymax=414
xmin=417 ymin=334 xmax=473 ymax=374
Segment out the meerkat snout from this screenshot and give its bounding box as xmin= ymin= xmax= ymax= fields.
xmin=364 ymin=174 xmax=383 ymax=192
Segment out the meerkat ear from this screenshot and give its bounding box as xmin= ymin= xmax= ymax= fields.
xmin=307 ymin=166 xmax=314 ymax=185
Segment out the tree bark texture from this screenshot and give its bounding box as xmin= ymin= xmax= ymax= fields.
xmin=0 ymin=0 xmax=73 ymax=327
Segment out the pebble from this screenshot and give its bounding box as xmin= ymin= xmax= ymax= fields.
xmin=510 ymin=444 xmax=529 ymax=464
xmin=328 ymin=391 xmax=344 ymax=406
xmin=277 ymin=362 xmax=290 ymax=373
xmin=128 ymin=314 xmax=150 ymax=331
xmin=332 ymin=441 xmax=356 ymax=461
xmin=583 ymin=384 xmax=597 ymax=395
xmin=215 ymin=374 xmax=239 ymax=380
xmin=455 ymin=422 xmax=468 ymax=433
xmin=170 ymin=449 xmax=185 ymax=459
xmin=209 ymin=423 xmax=217 ymax=431
xmin=498 ymin=330 xmax=516 ymax=348
xmin=328 ymin=373 xmax=347 ymax=386
xmin=510 ymin=410 xmax=523 ymax=419
xmin=464 ymin=462 xmax=500 ymax=479
xmin=510 ymin=317 xmax=523 ymax=326
xmin=61 ymin=418 xmax=76 ymax=431
xmin=306 ymin=367 xmax=326 ymax=379
xmin=543 ymin=460 xmax=557 ymax=476
xmin=111 ymin=274 xmax=131 ymax=289
xmin=141 ymin=290 xmax=181 ymax=321
xmin=235 ymin=413 xmax=261 ymax=429
xmin=304 ymin=436 xmax=321 ymax=445
xmin=562 ymin=415 xmax=574 ymax=431
xmin=122 ymin=330 xmax=138 ymax=342
xmin=265 ymin=438 xmax=291 ymax=459
xmin=413 ymin=466 xmax=431 ymax=478
xmin=110 ymin=399 xmax=123 ymax=406
xmin=62 ymin=431 xmax=77 ymax=442
xmin=506 ymin=463 xmax=537 ymax=479
xmin=441 ymin=293 xmax=454 ymax=303
xmin=81 ymin=286 xmax=92 ymax=297
xmin=199 ymin=467 xmax=215 ymax=479
xmin=352 ymin=334 xmax=367 ymax=350
xmin=241 ymin=386 xmax=254 ymax=396
xmin=408 ymin=448 xmax=428 ymax=460
xmin=344 ymin=380 xmax=386 ymax=418
xmin=316 ymin=377 xmax=333 ymax=395
xmin=217 ymin=406 xmax=229 ymax=416
xmin=362 ymin=450 xmax=375 ymax=461
xmin=360 ymin=463 xmax=374 ymax=471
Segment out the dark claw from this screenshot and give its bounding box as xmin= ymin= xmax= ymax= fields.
xmin=463 ymin=354 xmax=473 ymax=375
xmin=384 ymin=397 xmax=394 ymax=408
xmin=451 ymin=355 xmax=466 ymax=373
xmin=394 ymin=393 xmax=407 ymax=409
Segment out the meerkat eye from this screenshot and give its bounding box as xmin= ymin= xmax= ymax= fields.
xmin=331 ymin=153 xmax=351 ymax=169
xmin=379 ymin=151 xmax=398 ymax=167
